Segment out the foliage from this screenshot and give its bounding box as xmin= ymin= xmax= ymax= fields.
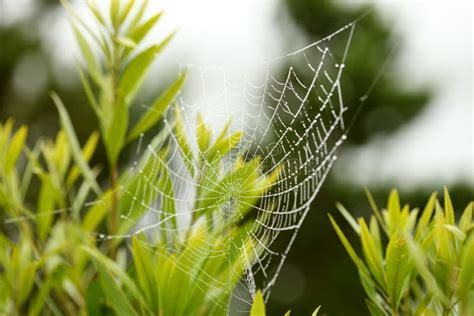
xmin=249 ymin=290 xmax=321 ymax=316
xmin=1 ymin=1 xmax=470 ymax=316
xmin=330 ymin=188 xmax=474 ymax=316
xmin=0 ymin=1 xmax=280 ymax=315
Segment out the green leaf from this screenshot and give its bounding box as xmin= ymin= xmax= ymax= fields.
xmin=406 ymin=208 xmax=419 ymax=234
xmin=119 ymin=0 xmax=136 ymax=25
xmin=115 ymin=156 xmax=161 ymax=236
xmin=387 ymin=190 xmax=401 ymax=234
xmin=119 ymin=34 xmax=174 ymax=107
xmin=196 ymin=112 xmax=212 ymax=153
xmin=116 ymin=35 xmax=136 ymax=48
xmin=61 ymin=0 xmax=102 ymax=48
xmin=37 ymin=177 xmax=56 ymax=240
xmin=365 ymin=299 xmax=386 ymax=316
xmin=94 ymin=258 xmax=138 ymax=316
xmin=0 ymin=118 xmax=14 ymax=150
xmin=20 ymin=143 xmax=40 ymax=199
xmin=66 ymin=131 xmax=99 ymax=187
xmin=443 ymin=186 xmax=455 ymax=225
xmin=415 ymin=192 xmax=437 ymax=240
xmin=124 ymin=11 xmax=163 ymax=57
xmin=174 ymin=104 xmax=195 ymax=177
xmin=110 ymin=0 xmax=121 ymax=29
xmin=359 ymin=218 xmax=384 ymax=286
xmin=131 ymin=236 xmax=157 ymax=310
xmin=459 ymin=202 xmax=473 ymax=234
xmin=412 ymin=293 xmax=434 ymax=316
xmin=250 ymin=290 xmax=266 ymax=316
xmin=53 ymin=129 xmax=71 ymax=176
xmin=71 ymin=22 xmax=102 ymax=85
xmin=457 ymin=235 xmax=474 ymax=305
xmin=85 ymin=280 xmax=105 ymax=316
xmin=103 ymin=97 xmax=128 ymax=166
xmin=29 ymin=269 xmax=61 ymax=316
xmin=444 ymin=224 xmax=466 ymax=240
xmin=85 ymin=0 xmax=105 ymax=24
xmin=51 ymin=92 xmax=101 ymax=195
xmin=434 ymin=205 xmax=453 ymax=262
xmin=385 ymin=230 xmax=412 ymax=310
xmin=364 ymin=188 xmax=386 ymax=233
xmin=328 ymin=214 xmax=372 ymax=277
xmin=76 ymin=62 xmax=101 ymax=117
xmin=206 ymin=119 xmax=242 ymax=161
xmin=72 ymin=166 xmax=101 ymax=219
xmin=82 ymin=191 xmax=113 ymax=231
xmin=336 ymin=202 xmax=360 ymax=234
xmin=127 ymin=72 xmax=186 ymax=143
xmin=404 ymin=232 xmax=449 ymax=305
xmin=5 ymin=125 xmax=27 ymax=172
xmin=369 ymin=216 xmax=383 ymax=262
xmin=123 ymin=0 xmax=148 ymax=34
xmin=82 ymin=245 xmax=145 ymax=305
xmin=312 ymin=306 xmax=322 ymax=316
xmin=156 ymin=155 xmax=177 ymax=233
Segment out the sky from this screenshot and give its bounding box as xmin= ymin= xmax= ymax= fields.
xmin=1 ymin=0 xmax=472 ymax=189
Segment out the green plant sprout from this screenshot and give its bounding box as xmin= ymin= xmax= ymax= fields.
xmin=330 ymin=189 xmax=474 ymax=316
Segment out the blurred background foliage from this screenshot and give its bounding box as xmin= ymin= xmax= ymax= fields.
xmin=0 ymin=0 xmax=472 ymax=315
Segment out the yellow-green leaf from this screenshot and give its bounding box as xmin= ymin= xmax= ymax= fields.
xmin=125 ymin=12 xmax=163 ymax=57
xmin=71 ymin=23 xmax=102 ymax=85
xmin=5 ymin=125 xmax=27 ymax=172
xmin=119 ymin=34 xmax=174 ymax=107
xmin=359 ymin=218 xmax=384 ymax=286
xmin=250 ymin=290 xmax=265 ymax=316
xmin=444 ymin=187 xmax=455 ymax=225
xmin=385 ymin=230 xmax=412 ymax=309
xmin=127 ymin=72 xmax=186 ymax=143
xmin=66 ymin=131 xmax=99 ymax=187
xmin=174 ymin=104 xmax=195 ymax=177
xmin=51 ymin=93 xmax=101 ymax=195
xmin=196 ymin=112 xmax=212 ymax=153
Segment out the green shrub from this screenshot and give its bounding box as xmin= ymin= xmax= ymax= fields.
xmin=0 ymin=1 xmax=279 ymax=315
xmin=330 ymin=189 xmax=474 ymax=316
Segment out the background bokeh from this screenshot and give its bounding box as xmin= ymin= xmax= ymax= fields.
xmin=0 ymin=0 xmax=472 ymax=315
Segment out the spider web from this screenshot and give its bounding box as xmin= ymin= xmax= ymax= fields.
xmin=102 ymin=19 xmax=358 ymax=314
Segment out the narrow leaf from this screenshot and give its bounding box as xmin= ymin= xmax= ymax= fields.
xmin=131 ymin=12 xmax=162 ymax=43
xmin=5 ymin=126 xmax=27 ymax=172
xmin=66 ymin=131 xmax=100 ymax=187
xmin=174 ymin=104 xmax=195 ymax=177
xmin=443 ymin=186 xmax=455 ymax=225
xmin=336 ymin=202 xmax=360 ymax=234
xmin=119 ymin=33 xmax=174 ymax=107
xmin=250 ymin=290 xmax=266 ymax=316
xmin=127 ymin=72 xmax=186 ymax=143
xmin=51 ymin=92 xmax=101 ymax=195
xmin=71 ymin=23 xmax=102 ymax=84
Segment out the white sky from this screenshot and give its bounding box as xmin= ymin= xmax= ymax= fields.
xmin=1 ymin=0 xmax=472 ymax=189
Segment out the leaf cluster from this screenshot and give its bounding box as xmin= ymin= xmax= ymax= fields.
xmin=0 ymin=1 xmax=283 ymax=315
xmin=330 ymin=188 xmax=474 ymax=316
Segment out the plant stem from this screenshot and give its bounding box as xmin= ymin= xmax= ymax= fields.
xmin=107 ymin=27 xmax=121 ymax=253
